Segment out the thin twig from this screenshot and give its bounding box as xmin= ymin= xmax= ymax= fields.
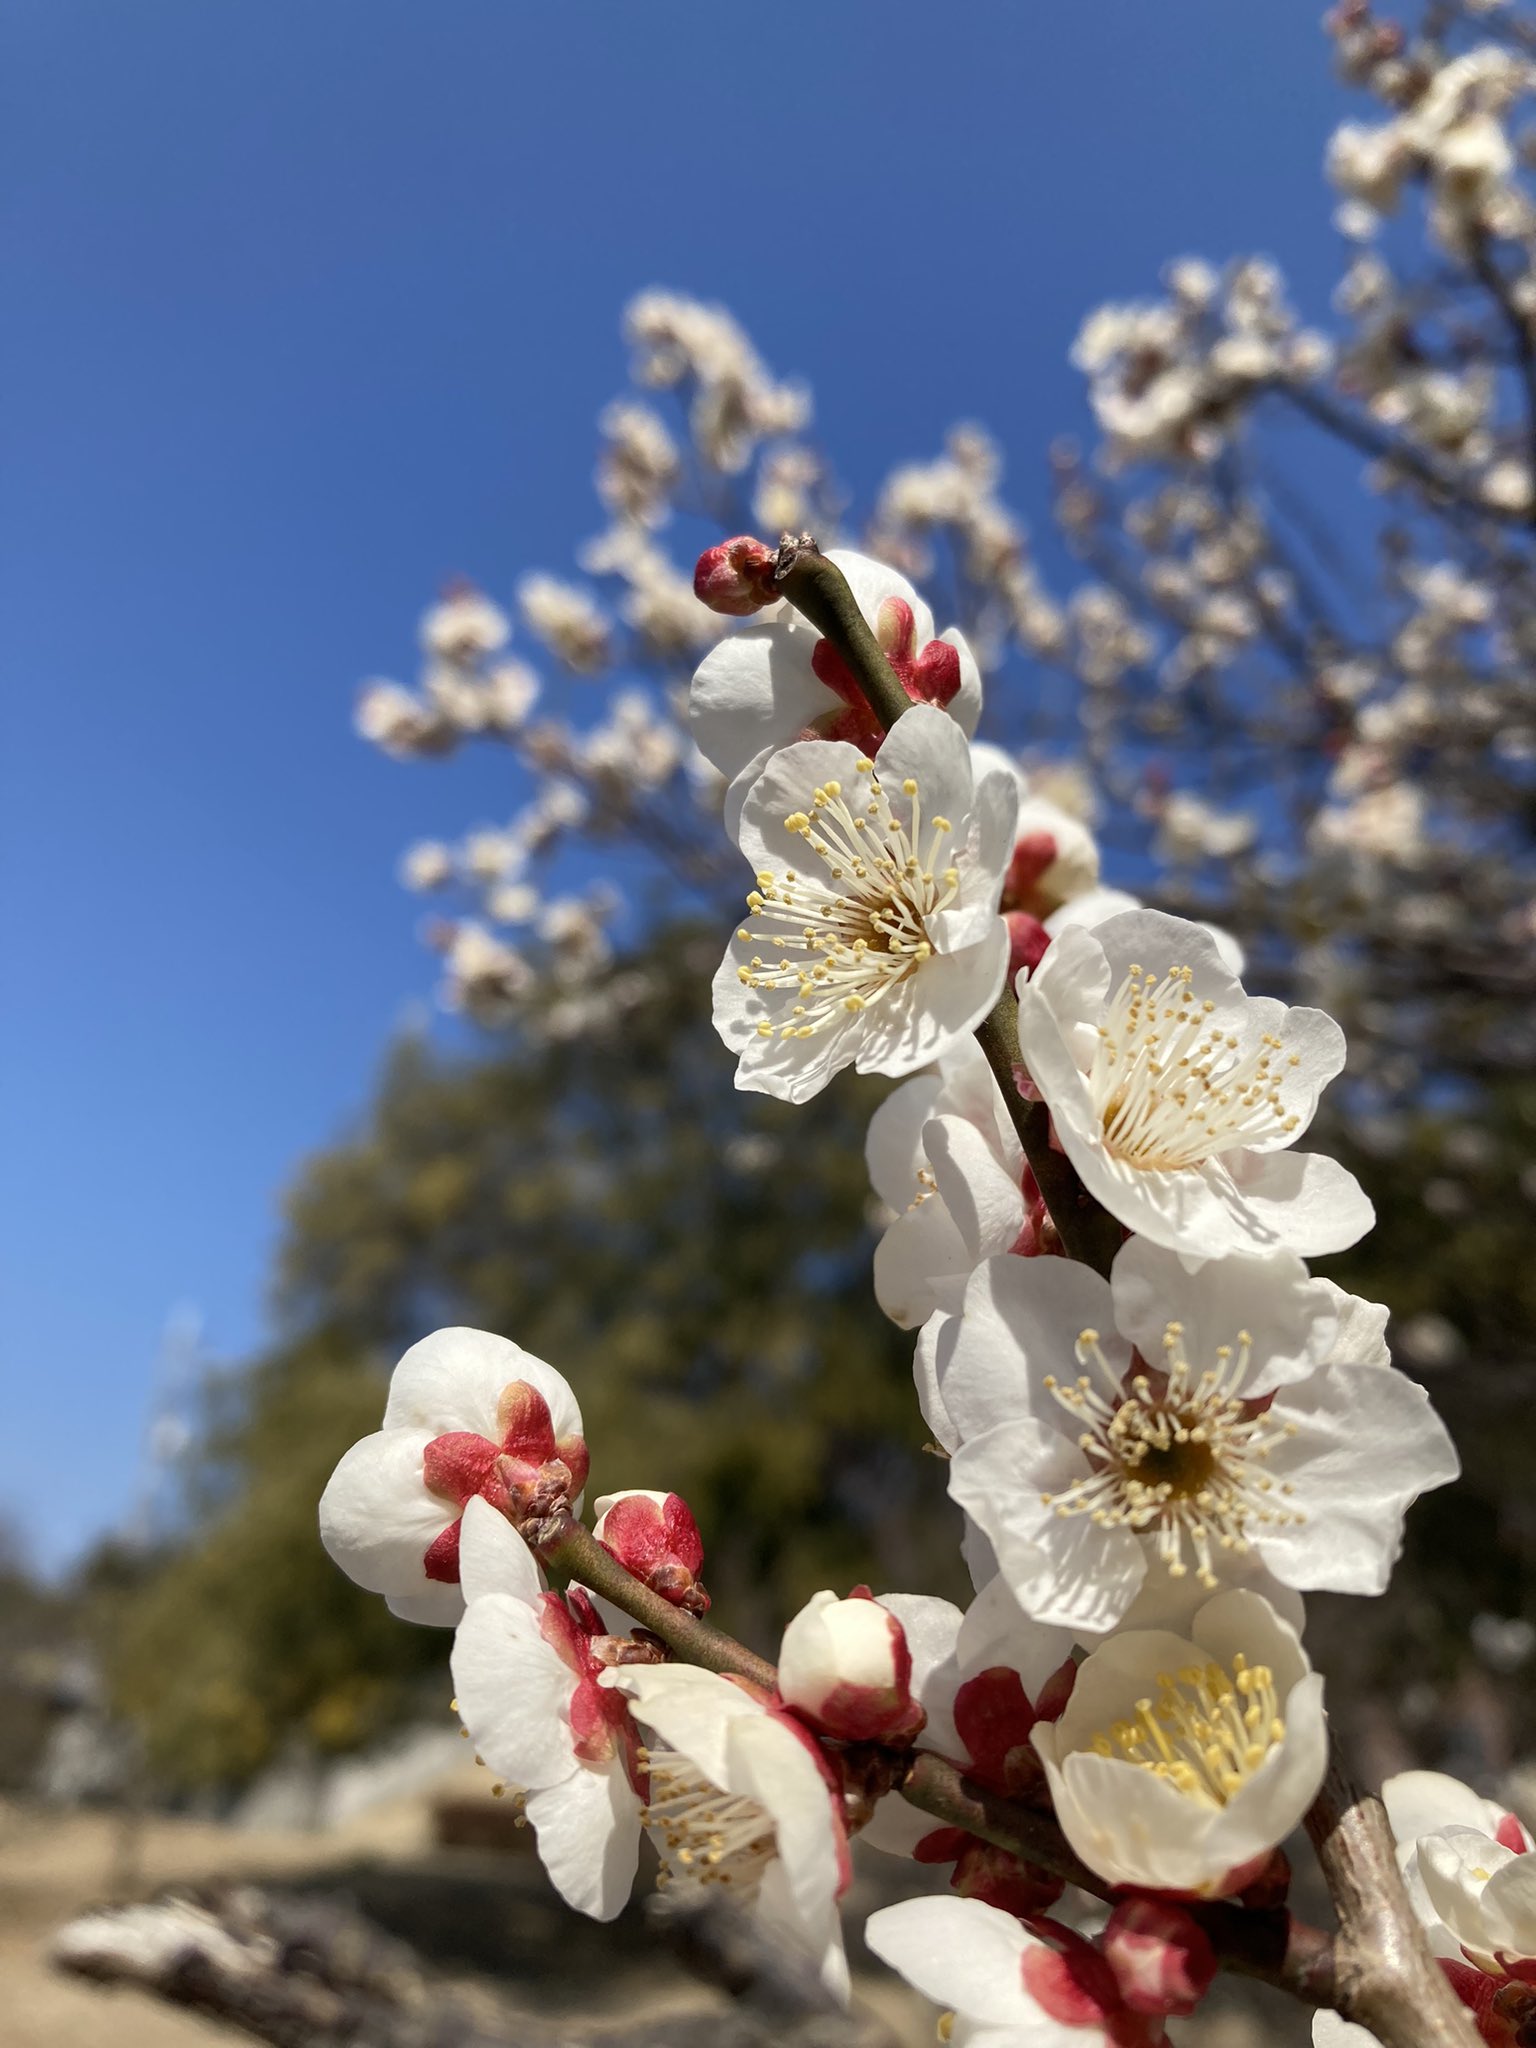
xmin=538 ymin=1511 xmax=779 ymax=1691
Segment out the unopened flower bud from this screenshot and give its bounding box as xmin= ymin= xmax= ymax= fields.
xmin=694 ymin=535 xmax=779 ymax=615
xmin=1102 ymin=1897 xmax=1217 ymax=2016
xmin=593 ymin=1489 xmax=710 ymax=1615
xmin=1006 ymin=909 xmax=1051 ymax=983
xmin=778 ymin=1588 xmax=925 ymax=1743
xmin=950 ymin=1839 xmax=1064 ymax=1919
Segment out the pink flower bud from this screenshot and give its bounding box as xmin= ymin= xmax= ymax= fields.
xmin=949 ymin=1838 xmax=1064 ymax=1918
xmin=1006 ymin=909 xmax=1051 ymax=984
xmin=593 ymin=1489 xmax=710 ymax=1615
xmin=1102 ymin=1898 xmax=1217 ymax=2017
xmin=777 ymin=1588 xmax=925 ymax=1743
xmin=693 ymin=535 xmax=779 ymax=615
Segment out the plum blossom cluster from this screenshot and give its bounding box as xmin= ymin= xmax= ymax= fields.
xmin=357 ymin=4 xmax=1536 ymax=1143
xmin=320 ymin=521 xmax=1496 ymax=2047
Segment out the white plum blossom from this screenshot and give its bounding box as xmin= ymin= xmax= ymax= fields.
xmin=449 ymin=1500 xmax=642 ymax=1920
xmin=420 ymin=588 xmax=511 ymax=662
xmin=713 ymin=707 xmax=1016 ymax=1104
xmin=318 ymin=1327 xmax=587 ymax=1626
xmin=1016 ymin=908 xmax=1373 ymax=1261
xmin=599 ymin=1661 xmax=851 ymax=2002
xmin=690 ymin=548 xmax=982 ymax=834
xmin=867 ymin=1896 xmax=1168 ymax=2048
xmin=1382 ymin=1770 xmax=1536 ymax=1977
xmin=1032 ymin=1590 xmax=1328 ymax=1896
xmin=940 ymin=1241 xmax=1457 ymax=1633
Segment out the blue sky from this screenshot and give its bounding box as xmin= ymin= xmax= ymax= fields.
xmin=1 ymin=3 xmax=1362 ymax=1571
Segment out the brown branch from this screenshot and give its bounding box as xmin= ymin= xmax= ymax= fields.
xmin=1306 ymin=1757 xmax=1479 ymax=2048
xmin=772 ymin=536 xmax=915 ymax=730
xmin=537 ymin=1510 xmax=779 ymax=1691
xmin=973 ymin=999 xmax=1123 ymax=1277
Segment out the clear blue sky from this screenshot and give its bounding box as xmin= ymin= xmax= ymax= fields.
xmin=0 ymin=3 xmax=1360 ymax=1572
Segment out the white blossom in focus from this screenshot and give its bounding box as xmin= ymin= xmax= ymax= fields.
xmin=1032 ymin=1589 xmax=1328 ymax=1895
xmin=713 ymin=708 xmax=1015 ymax=1103
xmin=939 ymin=1240 xmax=1458 ymax=1632
xmin=1016 ymin=909 xmax=1373 ymax=1261
xmin=319 ymin=1328 xmax=586 ymax=1627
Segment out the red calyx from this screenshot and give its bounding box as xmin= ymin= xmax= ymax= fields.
xmin=419 ymin=1380 xmax=590 ymax=1583
xmin=1006 ymin=910 xmax=1052 ymax=985
xmin=803 ymin=595 xmax=962 ymax=755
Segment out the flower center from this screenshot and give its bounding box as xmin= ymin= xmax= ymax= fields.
xmin=734 ymin=761 xmax=962 ymax=1040
xmin=1091 ymin=963 xmax=1303 ymax=1172
xmin=638 ymin=1745 xmax=778 ymax=1901
xmin=1038 ymin=1322 xmax=1302 ymax=1586
xmin=1085 ymin=1654 xmax=1286 ymax=1809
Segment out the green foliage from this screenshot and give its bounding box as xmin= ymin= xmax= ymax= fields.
xmin=104 ymin=927 xmax=962 ymax=1791
xmin=1310 ymin=1085 xmax=1536 ymax=1758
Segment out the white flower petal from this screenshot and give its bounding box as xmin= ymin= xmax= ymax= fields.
xmin=526 ymin=1761 xmax=641 ymax=1922
xmin=940 ymin=1253 xmax=1121 ymax=1444
xmin=602 ymin=1663 xmax=762 ymax=1788
xmin=1258 ymin=1365 xmax=1459 ymax=1595
xmin=450 ymin=1594 xmax=580 ymax=1792
xmin=865 ymin=1073 xmax=943 ymax=1213
xmin=319 ymin=1429 xmax=447 ymax=1597
xmin=459 ymin=1494 xmax=543 ymax=1607
xmin=383 ymin=1327 xmax=582 ymax=1442
xmin=1383 ymin=1770 xmax=1511 ymax=1845
xmin=865 ymin=1896 xmax=1039 ymax=2024
xmin=1110 ymin=1239 xmax=1338 ymax=1395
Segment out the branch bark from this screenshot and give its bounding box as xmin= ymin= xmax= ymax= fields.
xmin=1306 ymin=1758 xmax=1479 ymax=2048
xmin=538 ymin=1511 xmax=779 ymax=1692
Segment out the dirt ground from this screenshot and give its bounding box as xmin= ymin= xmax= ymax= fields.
xmin=0 ymin=1779 xmax=1294 ymax=2048
xmin=0 ymin=1773 xmax=926 ymax=2047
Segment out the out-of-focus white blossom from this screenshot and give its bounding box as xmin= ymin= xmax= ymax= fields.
xmin=625 ymin=290 xmax=810 ymax=474
xmin=518 ymin=573 xmax=612 ymax=674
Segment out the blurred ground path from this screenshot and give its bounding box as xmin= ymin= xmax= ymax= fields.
xmin=0 ymin=1772 xmax=928 ymax=2047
